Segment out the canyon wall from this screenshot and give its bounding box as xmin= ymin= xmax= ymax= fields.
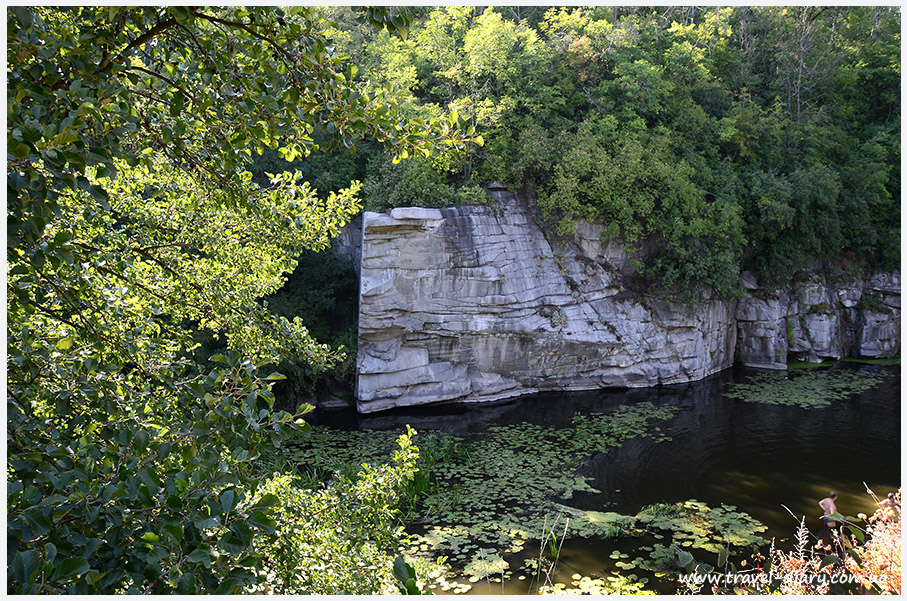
xmin=354 ymin=194 xmax=899 ymax=413
xmin=736 ymin=271 xmax=901 ymax=368
xmin=356 ymin=196 xmax=739 ymax=413
xmin=355 ymin=196 xmax=900 ymax=413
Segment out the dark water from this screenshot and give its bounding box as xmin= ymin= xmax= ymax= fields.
xmin=310 ymin=363 xmax=900 ymax=593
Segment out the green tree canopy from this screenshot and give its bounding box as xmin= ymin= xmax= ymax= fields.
xmin=7 ymin=6 xmax=472 ymax=593
xmin=321 ymin=6 xmax=899 ymax=299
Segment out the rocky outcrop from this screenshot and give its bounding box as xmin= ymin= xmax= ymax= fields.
xmin=736 ymin=272 xmax=901 ymax=367
xmin=356 ymin=196 xmax=736 ymax=413
xmin=355 ymin=193 xmax=900 ymax=413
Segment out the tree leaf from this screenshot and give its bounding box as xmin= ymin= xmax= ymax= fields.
xmin=246 ymin=510 xmax=276 ymax=534
xmin=252 ymin=493 xmax=279 ymax=509
xmin=220 ymin=489 xmax=236 ymax=514
xmin=186 ymin=547 xmax=212 ymax=569
xmin=10 ymin=550 xmax=40 ymax=588
xmin=819 ymin=554 xmax=839 ymax=568
xmin=54 ymin=557 xmax=90 ymax=581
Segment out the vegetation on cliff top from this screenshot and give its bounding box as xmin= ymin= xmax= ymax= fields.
xmin=7 ymin=5 xmax=900 ymax=595
xmin=263 ymin=6 xmax=899 ymax=301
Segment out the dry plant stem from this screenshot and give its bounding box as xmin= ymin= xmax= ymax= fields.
xmin=864 ymin=481 xmax=880 ymax=504
xmin=542 ymin=515 xmax=570 ymax=589
xmin=531 ymin=514 xmax=549 ymax=592
xmin=500 ymin=553 xmax=505 ymax=594
xmin=781 ymin=504 xmax=825 ymax=548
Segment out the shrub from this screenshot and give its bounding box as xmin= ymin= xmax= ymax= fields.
xmin=248 ymin=427 xmax=437 ymax=594
xmin=680 ymin=488 xmax=902 ymax=595
xmin=363 ymin=156 xmax=456 ymax=211
xmin=845 ymin=491 xmax=900 ymax=594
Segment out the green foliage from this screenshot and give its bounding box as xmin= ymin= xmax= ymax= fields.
xmin=323 ymin=6 xmax=899 ymax=297
xmin=260 ymin=250 xmax=359 ymax=404
xmin=363 ymin=155 xmax=490 ymax=211
xmin=456 ymin=183 xmax=492 ymax=206
xmin=635 ymin=500 xmax=768 ymax=555
xmin=249 ymin=142 xmax=364 ymax=195
xmin=7 ymin=157 xmax=343 ymax=594
xmin=538 ymin=118 xmax=745 ymax=300
xmin=7 ymin=5 xmax=471 ymax=594
xmin=858 ymin=290 xmax=891 ymax=315
xmin=248 ymin=427 xmax=424 ymax=594
xmin=281 ymin=403 xmax=772 ymax=593
xmin=285 ymin=402 xmax=678 ymax=590
xmin=364 ymin=156 xmax=456 ymax=211
xmin=267 ymin=251 xmax=359 ymax=345
xmin=7 ymin=345 xmax=313 ymax=594
xmin=393 ymin=555 xmax=434 ymax=595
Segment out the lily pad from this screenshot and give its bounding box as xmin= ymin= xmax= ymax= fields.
xmin=725 ymin=368 xmax=890 ymax=409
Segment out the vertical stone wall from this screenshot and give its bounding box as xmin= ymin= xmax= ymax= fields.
xmin=354 ymin=195 xmax=899 ymax=412
xmin=356 ymin=197 xmax=736 ymax=413
xmin=735 ymin=272 xmax=900 ymax=368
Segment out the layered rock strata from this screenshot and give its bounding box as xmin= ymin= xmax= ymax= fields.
xmin=736 ymin=272 xmax=901 ymax=367
xmin=354 ymin=194 xmax=900 ymax=412
xmin=356 ymin=198 xmax=737 ymax=413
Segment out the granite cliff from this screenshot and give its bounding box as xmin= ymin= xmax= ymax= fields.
xmin=736 ymin=271 xmax=901 ymax=368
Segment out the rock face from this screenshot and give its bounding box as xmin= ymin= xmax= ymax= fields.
xmin=356 ymin=197 xmax=737 ymax=413
xmin=736 ymin=272 xmax=901 ymax=367
xmin=355 ymin=195 xmax=900 ymax=413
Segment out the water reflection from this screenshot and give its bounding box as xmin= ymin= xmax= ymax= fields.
xmin=308 ymin=363 xmax=899 ymax=593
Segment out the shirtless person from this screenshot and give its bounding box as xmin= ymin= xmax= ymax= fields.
xmin=819 ymin=491 xmax=838 ymax=528
xmin=878 ymin=492 xmax=899 ymax=520
xmin=879 ymin=492 xmax=898 ymax=510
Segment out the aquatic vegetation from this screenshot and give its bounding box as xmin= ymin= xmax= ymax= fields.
xmin=554 ymin=504 xmax=635 ymax=539
xmin=630 ymin=544 xmax=682 ymax=573
xmin=555 ymin=500 xmax=767 ymax=556
xmin=639 ymin=501 xmax=685 ymax=518
xmin=635 ymin=500 xmax=768 ymax=554
xmin=541 ymin=515 xmax=568 ymax=560
xmin=843 ymin=356 xmax=901 ymax=366
xmin=462 ymin=550 xmax=509 ymax=581
xmin=551 ymin=499 xmax=768 ymax=579
xmin=278 ymin=387 xmax=899 ymax=593
xmin=284 ymin=402 xmax=679 ymax=591
xmin=724 ymin=367 xmax=891 ymax=408
xmin=538 ymin=572 xmax=654 ymax=595
xmin=400 ymin=403 xmax=678 ymax=583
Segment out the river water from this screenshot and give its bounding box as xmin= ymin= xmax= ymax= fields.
xmin=308 ymin=363 xmax=900 ymax=593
